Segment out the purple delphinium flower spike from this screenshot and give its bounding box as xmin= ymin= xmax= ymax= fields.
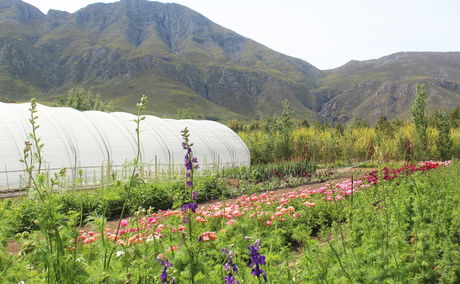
xmin=248 ymin=240 xmax=267 ymax=281
xmin=222 ymin=248 xmax=239 ymax=283
xmin=188 ymin=202 xmax=198 ymax=213
xmin=223 ymin=273 xmax=239 ymax=284
xmin=156 ymin=254 xmax=173 ymax=284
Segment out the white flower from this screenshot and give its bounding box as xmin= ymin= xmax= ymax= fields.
xmin=18 ymin=281 xmax=25 ymax=284
xmin=116 ymin=250 xmax=125 ymax=257
xmin=146 ymin=234 xmax=154 ymax=242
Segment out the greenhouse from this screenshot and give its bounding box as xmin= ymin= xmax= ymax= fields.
xmin=0 ymin=102 xmax=250 ymax=190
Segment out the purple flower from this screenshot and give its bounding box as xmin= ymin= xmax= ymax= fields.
xmin=192 ymin=190 xmax=199 ymax=200
xmin=156 ymin=255 xmax=173 ymax=283
xmin=181 ymin=128 xmax=200 ymax=210
xmin=222 ymin=248 xmax=238 ymax=273
xmin=223 ymin=273 xmax=239 ymax=284
xmin=185 ymin=159 xmax=193 ymax=171
xmin=181 ymin=202 xmax=198 ymax=214
xmin=188 ymin=202 xmax=198 ymax=213
xmin=222 ymin=248 xmax=239 ymax=283
xmin=248 ymin=240 xmax=267 ymax=281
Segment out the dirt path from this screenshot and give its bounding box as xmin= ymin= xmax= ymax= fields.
xmin=200 ymin=167 xmax=375 ymax=208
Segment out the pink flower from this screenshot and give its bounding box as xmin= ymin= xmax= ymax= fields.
xmin=200 ymin=231 xmax=217 ymax=242
xmin=120 ymin=219 xmax=128 ymax=227
xmin=266 ymin=221 xmax=272 ymax=226
xmin=195 ymin=216 xmax=208 ymax=223
xmin=226 ymin=219 xmax=237 ymax=225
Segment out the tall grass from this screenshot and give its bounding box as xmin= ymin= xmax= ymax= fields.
xmin=239 ymin=125 xmax=460 ymax=165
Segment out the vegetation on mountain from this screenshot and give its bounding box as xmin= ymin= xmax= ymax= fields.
xmin=56 ymin=87 xmax=112 ymax=111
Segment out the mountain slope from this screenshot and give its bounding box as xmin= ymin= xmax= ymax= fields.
xmin=316 ymin=52 xmax=460 ymax=123
xmin=0 ymin=0 xmax=321 ymax=119
xmin=0 ymin=0 xmax=459 ymax=122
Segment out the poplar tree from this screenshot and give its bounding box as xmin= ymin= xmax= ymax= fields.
xmin=411 ymin=84 xmax=428 ymax=160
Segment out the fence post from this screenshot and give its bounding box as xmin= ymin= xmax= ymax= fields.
xmin=4 ymin=165 xmax=10 ymax=190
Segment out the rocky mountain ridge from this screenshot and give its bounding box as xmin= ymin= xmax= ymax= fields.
xmin=0 ymin=0 xmax=459 ymax=122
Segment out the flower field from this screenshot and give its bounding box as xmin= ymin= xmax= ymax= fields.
xmin=1 ymin=98 xmax=458 ymax=283
xmin=3 ymin=159 xmax=457 ymax=283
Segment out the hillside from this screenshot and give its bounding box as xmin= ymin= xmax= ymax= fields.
xmin=0 ymin=0 xmax=459 ymax=122
xmin=0 ymin=0 xmax=321 ymax=119
xmin=316 ymin=52 xmax=460 ymax=123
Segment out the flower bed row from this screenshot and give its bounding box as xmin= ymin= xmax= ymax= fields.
xmin=77 ymin=160 xmax=450 ymax=282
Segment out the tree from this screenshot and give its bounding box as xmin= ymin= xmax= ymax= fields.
xmin=269 ymin=99 xmax=295 ymax=160
xmin=434 ymin=109 xmax=453 ymax=160
xmin=411 ymin=84 xmax=428 ymax=160
xmin=56 ymin=88 xmax=112 ymax=112
xmin=449 ymin=105 xmax=460 ymax=127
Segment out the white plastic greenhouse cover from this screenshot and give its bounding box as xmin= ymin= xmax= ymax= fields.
xmin=0 ymin=102 xmax=250 ymax=189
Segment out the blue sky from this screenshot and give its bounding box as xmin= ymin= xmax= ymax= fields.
xmin=24 ymin=0 xmax=460 ymax=70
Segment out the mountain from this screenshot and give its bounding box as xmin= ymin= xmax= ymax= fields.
xmin=0 ymin=0 xmax=459 ymax=122
xmin=0 ymin=0 xmax=321 ymax=119
xmin=317 ymin=52 xmax=460 ymax=123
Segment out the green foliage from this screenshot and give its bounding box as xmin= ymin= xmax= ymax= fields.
xmin=56 ymin=88 xmax=112 ymax=112
xmin=375 ymin=116 xmax=394 ymax=138
xmin=449 ymin=105 xmax=460 ymax=127
xmin=6 ymin=177 xmax=226 ymax=234
xmin=412 ymin=84 xmax=428 ymax=160
xmin=271 ymin=99 xmax=295 ymax=160
xmin=176 ymin=107 xmax=195 ymax=119
xmin=240 ymin=101 xmax=300 ymax=164
xmin=194 ymin=176 xmax=228 ymax=201
xmin=434 ymin=109 xmax=453 ymax=160
xmin=226 ymin=119 xmax=245 ymax=132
